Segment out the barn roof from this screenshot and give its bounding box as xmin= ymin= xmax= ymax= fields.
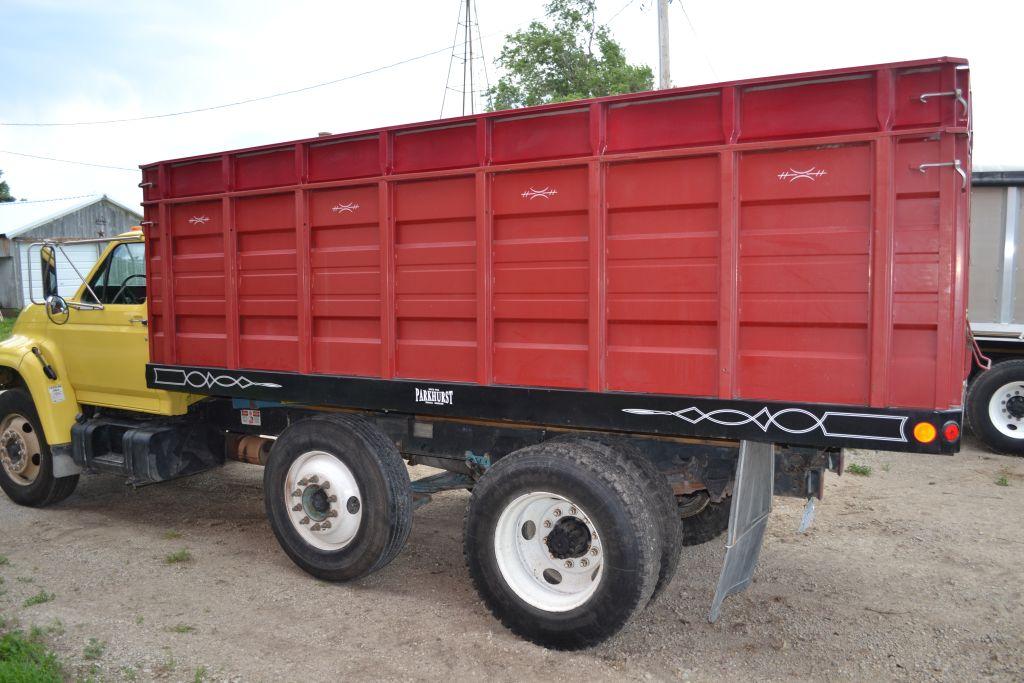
xmin=0 ymin=194 xmax=141 ymax=239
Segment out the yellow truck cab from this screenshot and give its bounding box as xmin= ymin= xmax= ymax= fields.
xmin=0 ymin=231 xmax=194 ymax=505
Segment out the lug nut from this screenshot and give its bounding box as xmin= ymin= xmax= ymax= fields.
xmin=328 ymin=510 xmax=338 ymax=518
xmin=565 ymin=560 xmax=573 ymax=568
xmin=590 ymin=547 xmax=598 ymax=556
xmin=310 ymin=523 xmax=322 ymax=531
xmin=292 ymin=504 xmax=303 ymax=512
xmin=580 ymin=558 xmax=589 ymax=568
xmin=553 ymin=508 xmax=562 ymax=517
xmin=297 ymin=478 xmax=308 ymax=487
xmin=570 ymin=506 xmax=577 ymax=515
xmin=299 ymin=516 xmax=310 ymax=525
xmin=291 ymin=489 xmax=302 ymax=497
xmin=328 ymin=495 xmax=338 ymax=503
xmin=321 ymin=521 xmax=332 ymax=530
xmin=321 ymin=481 xmax=331 ymax=490
xmin=543 ymin=520 xmax=552 ymax=528
xmin=308 ymin=475 xmax=319 ymax=484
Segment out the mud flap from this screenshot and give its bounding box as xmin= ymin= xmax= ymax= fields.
xmin=708 ymin=439 xmax=774 ymax=623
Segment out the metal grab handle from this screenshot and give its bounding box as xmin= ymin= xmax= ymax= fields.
xmin=916 ymin=159 xmax=967 ymax=190
xmin=918 ymin=88 xmax=968 ymax=119
xmin=137 ymin=181 xmax=154 ymax=189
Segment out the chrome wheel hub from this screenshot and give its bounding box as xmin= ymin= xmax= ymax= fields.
xmin=494 ymin=491 xmax=604 ymax=612
xmin=284 ymin=451 xmax=362 ymax=551
xmin=989 ymin=382 xmax=1024 ymax=439
xmin=0 ymin=415 xmax=42 ymax=486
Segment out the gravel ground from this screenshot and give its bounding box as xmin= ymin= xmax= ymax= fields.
xmin=0 ymin=436 xmax=1021 ymax=682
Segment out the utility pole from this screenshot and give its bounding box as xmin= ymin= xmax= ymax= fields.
xmin=657 ymin=0 xmax=671 ymax=89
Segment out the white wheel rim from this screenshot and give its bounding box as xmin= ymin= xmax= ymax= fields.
xmin=0 ymin=414 xmax=42 ymax=486
xmin=493 ymin=491 xmax=604 ymax=613
xmin=988 ymin=381 xmax=1024 ymax=439
xmin=283 ymin=451 xmax=362 ymax=551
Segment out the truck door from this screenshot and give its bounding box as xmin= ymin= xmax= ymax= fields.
xmin=52 ymin=240 xmax=157 ymax=411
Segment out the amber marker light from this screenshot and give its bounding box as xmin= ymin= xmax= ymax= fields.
xmin=913 ymin=422 xmax=937 ymax=443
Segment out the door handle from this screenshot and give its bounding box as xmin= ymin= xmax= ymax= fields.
xmin=129 ymin=317 xmax=148 ymax=326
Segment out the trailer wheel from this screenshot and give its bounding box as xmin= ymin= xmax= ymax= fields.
xmin=967 ymin=360 xmax=1024 ymax=455
xmin=464 ymin=442 xmax=661 ymax=649
xmin=0 ymin=389 xmax=78 ymax=507
xmin=263 ymin=414 xmax=412 ymax=581
xmin=550 ymin=434 xmax=681 ymax=600
xmin=679 ymin=496 xmax=731 ymax=546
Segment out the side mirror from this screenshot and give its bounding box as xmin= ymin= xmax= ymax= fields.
xmin=45 ymin=295 xmax=70 ymax=325
xmin=40 ymin=245 xmax=58 ymax=301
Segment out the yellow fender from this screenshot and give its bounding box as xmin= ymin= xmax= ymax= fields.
xmin=0 ymin=329 xmax=80 ymax=447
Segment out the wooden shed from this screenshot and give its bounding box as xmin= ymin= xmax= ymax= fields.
xmin=0 ymin=194 xmax=142 ymax=311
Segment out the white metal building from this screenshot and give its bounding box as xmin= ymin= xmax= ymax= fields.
xmin=0 ymin=194 xmax=142 ymax=311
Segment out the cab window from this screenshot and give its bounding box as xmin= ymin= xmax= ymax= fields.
xmin=83 ymin=242 xmax=146 ymax=305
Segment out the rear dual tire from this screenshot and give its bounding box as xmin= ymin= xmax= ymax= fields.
xmin=464 ymin=441 xmax=664 ymax=649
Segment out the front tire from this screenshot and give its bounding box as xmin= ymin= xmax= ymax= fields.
xmin=0 ymin=388 xmax=78 ymax=507
xmin=464 ymin=442 xmax=661 ymax=649
xmin=966 ymin=360 xmax=1024 ymax=455
xmin=263 ymin=414 xmax=413 ymax=581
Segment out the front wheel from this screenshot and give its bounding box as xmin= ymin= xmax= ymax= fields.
xmin=463 ymin=442 xmax=661 ymax=649
xmin=966 ymin=360 xmax=1024 ymax=455
xmin=0 ymin=388 xmax=78 ymax=507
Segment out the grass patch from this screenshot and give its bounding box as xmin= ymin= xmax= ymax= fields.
xmin=169 ymin=624 xmax=196 ymax=634
xmin=164 ymin=549 xmax=192 ymax=565
xmin=16 ymin=577 xmax=34 ymax=584
xmin=0 ymin=555 xmax=9 ymax=566
xmin=881 ymin=463 xmax=892 ymax=473
xmin=82 ymin=638 xmax=105 ymax=661
xmin=156 ymin=650 xmax=177 ymax=675
xmin=28 ymin=621 xmax=63 ymax=640
xmin=845 ymin=463 xmax=872 ymax=477
xmin=0 ymin=628 xmax=63 ymax=682
xmin=162 ymin=530 xmax=182 ymax=540
xmin=996 ymin=475 xmax=1010 ymax=487
xmin=0 ymin=317 xmax=14 ymax=342
xmin=23 ymin=591 xmax=55 ymax=608
xmin=193 ymin=665 xmax=209 ymax=682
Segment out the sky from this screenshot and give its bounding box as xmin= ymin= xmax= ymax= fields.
xmin=0 ymin=0 xmax=1020 ymax=211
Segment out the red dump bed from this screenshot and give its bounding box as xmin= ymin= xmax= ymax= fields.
xmin=141 ymin=57 xmax=971 ymax=416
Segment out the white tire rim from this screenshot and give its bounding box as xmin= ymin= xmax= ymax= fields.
xmin=988 ymin=381 xmax=1024 ymax=439
xmin=493 ymin=491 xmax=604 ymax=612
xmin=0 ymin=414 xmax=42 ymax=486
xmin=284 ymin=451 xmax=362 ymax=551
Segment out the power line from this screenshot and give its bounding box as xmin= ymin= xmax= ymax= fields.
xmin=0 ymin=193 xmax=100 ymax=204
xmin=677 ymin=0 xmax=718 ymax=79
xmin=1 ymin=43 xmax=459 ymax=127
xmin=606 ymin=0 xmax=639 ymax=24
xmin=0 ymin=150 xmax=135 ymax=171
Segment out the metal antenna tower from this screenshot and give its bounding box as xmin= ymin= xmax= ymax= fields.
xmin=440 ymin=0 xmax=490 ymax=118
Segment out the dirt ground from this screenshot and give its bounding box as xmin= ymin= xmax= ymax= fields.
xmin=0 ymin=436 xmax=1022 ymax=682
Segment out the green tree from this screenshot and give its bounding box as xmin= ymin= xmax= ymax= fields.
xmin=0 ymin=170 xmax=13 ymax=202
xmin=486 ymin=0 xmax=653 ymax=111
